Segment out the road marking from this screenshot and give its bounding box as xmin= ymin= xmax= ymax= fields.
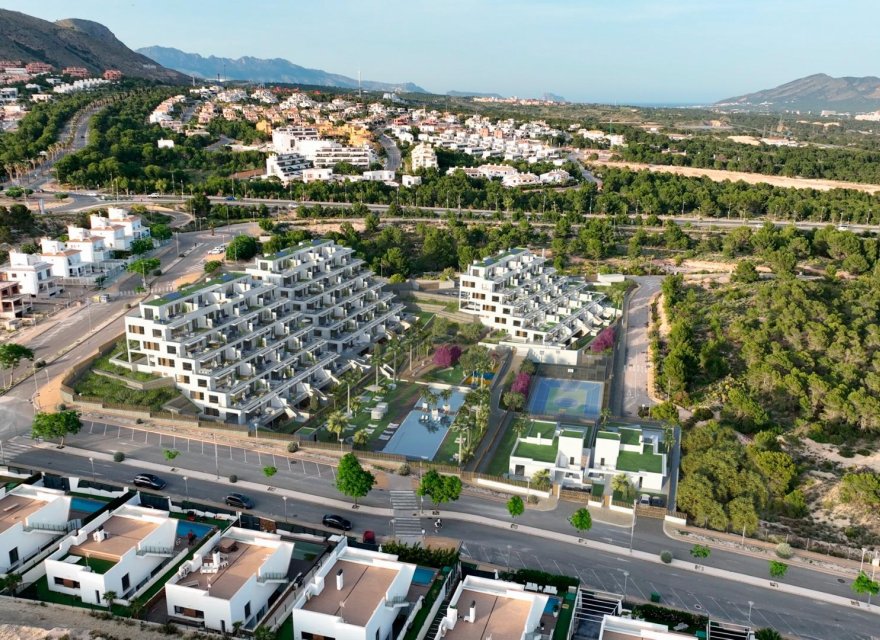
xmin=588 ymin=568 xmax=609 ymax=591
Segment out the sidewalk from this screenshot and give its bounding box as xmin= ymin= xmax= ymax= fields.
xmin=39 ymin=440 xmax=880 ymax=618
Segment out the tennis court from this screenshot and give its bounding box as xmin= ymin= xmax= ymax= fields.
xmin=527 ymin=377 xmax=604 ymax=418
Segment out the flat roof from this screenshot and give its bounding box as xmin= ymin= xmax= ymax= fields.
xmin=302 ymin=559 xmax=399 ymax=627
xmin=183 ymin=537 xmax=277 ymax=600
xmin=444 ymin=587 xmax=532 ymax=640
xmin=619 ymin=428 xmax=641 ymax=446
xmin=616 ymin=446 xmax=663 ymax=474
xmin=70 ymin=515 xmax=159 ymax=561
xmin=596 ymin=431 xmax=620 ymax=440
xmin=0 ymin=494 xmax=52 ymax=534
xmin=145 ymin=272 xmax=248 ymax=306
xmin=513 ymin=439 xmax=558 ymax=463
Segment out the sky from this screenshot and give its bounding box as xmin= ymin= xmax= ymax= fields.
xmin=3 ymin=0 xmax=879 ymax=104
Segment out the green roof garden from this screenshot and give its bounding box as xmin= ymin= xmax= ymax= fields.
xmin=620 ymin=428 xmax=641 ymax=446
xmin=68 ymin=554 xmax=116 ymax=574
xmin=561 ymin=429 xmax=586 ymax=440
xmin=596 ymin=431 xmax=620 ymax=440
xmin=513 ymin=439 xmax=559 ymax=463
xmin=145 ymin=272 xmax=248 ymax=306
xmin=616 ymin=447 xmax=663 ymax=474
xmin=526 ymin=420 xmax=557 ymax=439
xmin=478 ymin=247 xmax=527 ymax=267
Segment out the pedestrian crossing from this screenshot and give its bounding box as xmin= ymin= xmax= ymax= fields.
xmin=390 ymin=490 xmax=423 ymax=538
xmin=1 ymin=435 xmax=38 ymax=462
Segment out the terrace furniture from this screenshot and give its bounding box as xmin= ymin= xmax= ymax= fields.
xmin=544 ymin=585 xmax=558 ymax=595
xmin=526 ymin=582 xmax=539 ymax=591
xmin=218 ymin=540 xmax=238 ymax=554
xmin=379 ymin=434 xmax=391 ymax=441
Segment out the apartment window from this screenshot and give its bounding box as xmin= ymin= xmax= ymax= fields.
xmin=121 ymin=574 xmax=130 ymax=591
xmin=158 ymin=358 xmax=174 ymax=367
xmin=130 ymin=326 xmax=145 ymax=335
xmin=8 ymin=547 xmax=18 ymax=566
xmin=209 ymin=395 xmax=218 ymax=404
xmin=167 ymin=345 xmax=177 ymax=355
xmin=570 ymin=457 xmax=575 ymax=465
xmin=198 ymin=379 xmax=207 ymax=388
xmin=54 ymin=577 xmax=80 ymax=588
xmin=244 ymin=602 xmax=251 ymax=619
xmin=174 ymin=606 xmax=205 ymax=619
xmin=177 ymin=375 xmax=190 ymax=384
xmin=152 ymin=329 xmax=162 ymax=338
xmin=182 ymin=362 xmax=192 ymax=371
xmin=192 ymin=392 xmax=204 ymax=401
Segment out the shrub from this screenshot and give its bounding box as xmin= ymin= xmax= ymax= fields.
xmin=397 ymin=463 xmax=411 ymax=476
xmin=433 ymin=344 xmax=463 ymax=368
xmin=499 ymin=568 xmax=579 ymax=592
xmin=527 ymin=494 xmax=539 ymax=504
xmin=660 ymin=550 xmax=673 ymax=564
xmin=229 ymin=474 xmax=238 ymax=483
xmin=775 ymin=542 xmax=793 ymax=559
xmin=152 ymin=269 xmax=162 ymax=276
xmin=113 ymin=451 xmax=125 ymax=462
xmin=590 ymin=325 xmax=615 ymax=353
xmin=520 ymin=359 xmax=537 ymax=376
xmin=381 ymin=542 xmax=459 ymax=568
xmin=511 ymin=372 xmax=531 ymax=395
xmin=287 ymin=441 xmax=299 ymax=453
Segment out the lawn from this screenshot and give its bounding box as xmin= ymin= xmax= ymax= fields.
xmin=69 ymin=555 xmax=116 ymax=574
xmin=24 ymin=576 xmax=127 ymax=614
xmin=526 ymin=419 xmax=557 ymax=439
xmin=403 ymin=576 xmax=444 ymax=640
xmin=619 ymin=428 xmax=641 ymax=446
xmin=552 ymin=592 xmax=578 ymax=640
xmin=91 ymin=342 xmax=159 ymax=382
xmin=617 ymin=447 xmax=663 ymax=473
xmin=486 ymin=423 xmax=521 ymax=476
xmin=512 ymin=439 xmax=559 ymax=463
xmin=591 ymin=483 xmax=605 ymax=498
xmin=73 ymin=371 xmax=183 ymax=412
xmin=425 ymin=363 xmax=465 ymax=385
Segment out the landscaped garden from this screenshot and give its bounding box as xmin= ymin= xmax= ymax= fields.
xmin=72 ymin=370 xmax=183 ymax=412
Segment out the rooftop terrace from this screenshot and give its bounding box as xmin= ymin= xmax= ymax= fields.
xmin=69 ymin=515 xmax=159 ymax=562
xmin=144 ymin=272 xmax=248 ymax=306
xmin=302 ymin=559 xmax=399 ymax=627
xmin=616 ymin=445 xmax=663 ymax=474
xmin=513 ymin=439 xmax=559 ymax=463
xmin=444 ymin=587 xmax=533 ymax=640
xmin=0 ymin=494 xmax=54 ymax=534
xmin=179 ymin=537 xmax=277 ymax=600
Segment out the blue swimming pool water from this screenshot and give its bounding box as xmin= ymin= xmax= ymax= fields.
xmin=382 ymin=389 xmax=467 ymax=459
xmin=412 ymin=566 xmax=436 ymax=586
xmin=70 ymin=497 xmax=106 ymax=514
xmin=544 ymin=596 xmax=560 ymax=614
xmin=176 ymin=521 xmax=213 ymax=539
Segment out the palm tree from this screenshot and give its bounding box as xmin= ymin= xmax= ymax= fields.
xmin=353 ymin=429 xmax=369 ymax=448
xmin=326 ymin=410 xmax=347 ymax=446
xmin=372 ymin=342 xmax=386 ymax=387
xmin=102 ymin=589 xmax=118 ymax=609
xmin=439 ymin=387 xmax=453 ymax=413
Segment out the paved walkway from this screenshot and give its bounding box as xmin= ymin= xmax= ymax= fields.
xmin=39 ymin=440 xmax=880 ymax=618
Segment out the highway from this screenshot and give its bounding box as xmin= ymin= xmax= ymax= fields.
xmin=4 ymin=438 xmax=877 ymax=640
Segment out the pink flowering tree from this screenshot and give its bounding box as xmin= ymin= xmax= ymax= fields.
xmin=433 ymin=344 xmax=463 ymax=368
xmin=511 ymin=372 xmax=531 ymax=396
xmin=590 ymin=326 xmax=616 ymax=353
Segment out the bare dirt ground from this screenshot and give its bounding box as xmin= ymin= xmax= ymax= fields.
xmin=592 ymin=160 xmax=880 ymax=194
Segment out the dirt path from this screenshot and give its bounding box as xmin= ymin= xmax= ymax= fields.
xmin=592 ymin=160 xmax=880 ymax=194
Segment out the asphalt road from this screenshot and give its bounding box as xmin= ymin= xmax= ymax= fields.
xmin=5 ymin=441 xmax=878 ymax=640
xmin=377 ymin=132 xmax=402 ymax=172
xmin=619 ymin=276 xmax=662 ymax=418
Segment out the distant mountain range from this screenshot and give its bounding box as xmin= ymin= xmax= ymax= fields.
xmin=0 ymin=9 xmax=186 ymax=82
xmin=717 ymin=73 xmax=880 ymax=113
xmin=447 ymin=90 xmax=504 ymax=99
xmin=138 ymin=46 xmax=426 ymax=93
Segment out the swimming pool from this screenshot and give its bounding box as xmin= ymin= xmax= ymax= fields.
xmin=382 ymin=389 xmax=467 ymax=459
xmin=412 ymin=566 xmax=437 ymax=586
xmin=70 ymin=497 xmax=106 ymax=514
xmin=176 ymin=521 xmax=213 ymax=540
xmin=544 ymin=596 xmax=560 ymax=614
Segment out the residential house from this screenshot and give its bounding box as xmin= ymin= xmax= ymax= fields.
xmin=89 ymin=207 xmax=150 ymax=252
xmin=0 ymin=280 xmax=30 ymax=319
xmin=591 ymin=426 xmax=667 ymax=491
xmin=301 ymin=167 xmax=334 ymax=183
xmin=165 ymin=527 xmax=293 ymax=633
xmin=508 ymin=421 xmax=589 ymax=487
xmin=45 ymin=504 xmax=177 ymax=605
xmin=291 ymin=538 xmax=416 ymax=640
xmin=0 ymin=484 xmax=72 ymax=574
xmin=0 ymin=251 xmax=61 ymax=297
xmin=39 ymin=239 xmax=90 ymax=278
xmin=410 ymin=143 xmax=438 ymax=170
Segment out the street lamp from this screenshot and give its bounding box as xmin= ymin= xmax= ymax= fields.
xmin=183 ymin=476 xmax=189 ymax=504
xmin=213 ymin=434 xmax=220 ymax=479
xmin=282 ymin=496 xmax=288 ymax=524
xmin=622 ymin=571 xmax=629 ymax=605
xmin=507 ymin=544 xmax=512 ymax=572
xmin=629 ymin=500 xmax=637 ymax=553
xmin=88 ymin=457 xmax=96 ymax=486
xmin=747 ymin=601 xmax=754 ymax=625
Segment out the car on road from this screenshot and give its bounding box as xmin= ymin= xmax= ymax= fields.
xmin=225 ymin=196 xmax=236 ymax=201
xmin=133 ymin=473 xmax=167 ymax=490
xmin=322 ymin=514 xmax=352 ymax=531
xmin=224 ymin=493 xmax=254 ymax=509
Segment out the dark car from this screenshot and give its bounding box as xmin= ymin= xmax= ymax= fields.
xmin=133 ymin=473 xmax=167 ymax=490
xmin=322 ymin=514 xmax=352 ymax=531
xmin=650 ymin=495 xmax=666 ymax=508
xmin=224 ymin=493 xmax=254 ymax=509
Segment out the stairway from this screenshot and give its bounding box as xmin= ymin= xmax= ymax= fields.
xmin=425 ymin=569 xmax=461 ymax=640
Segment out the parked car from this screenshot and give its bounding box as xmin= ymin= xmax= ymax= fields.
xmin=133 ymin=473 xmax=167 ymax=490
xmin=225 ymin=196 xmax=236 ymax=201
xmin=650 ymin=495 xmax=666 ymax=508
xmin=224 ymin=493 xmax=254 ymax=509
xmin=322 ymin=514 xmax=352 ymax=531
xmin=362 ymin=530 xmax=376 ymax=544
xmin=639 ymin=494 xmax=651 ymax=506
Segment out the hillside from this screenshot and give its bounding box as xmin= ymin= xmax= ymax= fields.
xmin=0 ymin=9 xmax=186 ymax=82
xmin=716 ymin=73 xmax=880 ymax=113
xmin=138 ymin=46 xmax=426 ymax=93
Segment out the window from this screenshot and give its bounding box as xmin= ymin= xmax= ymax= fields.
xmin=174 ymin=606 xmax=204 ymax=619
xmin=122 ymin=574 xmax=130 ymax=591
xmin=8 ymin=548 xmax=18 ymax=566
xmin=183 ymin=362 xmax=192 ymax=371
xmin=244 ymin=601 xmax=251 ymax=619
xmin=167 ymin=345 xmax=177 ymax=355
xmin=569 ymin=457 xmax=575 ymax=465
xmin=198 ymin=379 xmax=207 ymax=388
xmin=152 ymin=329 xmax=162 ymax=338
xmin=209 ymin=395 xmax=218 ymax=403
xmin=54 ymin=577 xmax=80 ymax=588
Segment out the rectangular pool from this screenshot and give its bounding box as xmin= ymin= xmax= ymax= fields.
xmin=70 ymin=497 xmax=107 ymax=514
xmin=412 ymin=566 xmax=437 ymax=586
xmin=176 ymin=521 xmax=214 ymax=540
xmin=382 ymin=389 xmax=466 ymax=459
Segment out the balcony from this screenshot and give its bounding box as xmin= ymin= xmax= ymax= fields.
xmin=137 ymin=545 xmax=173 ymax=557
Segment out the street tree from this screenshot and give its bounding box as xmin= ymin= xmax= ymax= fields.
xmin=690 ymin=544 xmax=711 ymax=561
xmin=226 ymin=235 xmax=259 ymax=261
xmin=336 ymin=453 xmax=375 ymax=506
xmin=164 ymin=449 xmax=180 ymax=461
xmin=0 ymin=343 xmax=34 ymax=388
xmin=569 ymin=507 xmax=593 ymax=535
xmin=852 ymin=571 xmax=880 ymax=606
xmin=263 ymin=466 xmax=277 ymax=478
xmin=768 ymin=561 xmax=788 ymax=579
xmin=127 ymin=257 xmax=160 ymax=290
xmin=507 ymin=495 xmax=524 ymax=524
xmin=754 ymin=630 xmax=783 ymax=640
xmin=129 ymin=237 xmax=154 ymax=255
xmin=417 ymin=470 xmax=463 ymax=507
xmin=32 ymin=411 xmax=81 ymax=447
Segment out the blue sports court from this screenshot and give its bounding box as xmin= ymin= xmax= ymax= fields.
xmin=527 ymin=377 xmax=604 ymax=418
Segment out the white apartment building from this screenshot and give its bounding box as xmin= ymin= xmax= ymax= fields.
xmin=591 ymin=426 xmax=667 ymax=492
xmin=272 ymin=126 xmax=320 ymax=153
xmin=459 ymin=248 xmax=620 ymax=363
xmin=39 ymin=239 xmax=91 ymax=278
xmin=509 ymin=421 xmax=589 ymax=487
xmin=410 ymin=142 xmax=438 ymax=170
xmin=434 ymin=576 xmax=547 ymax=640
xmin=265 ymin=153 xmax=312 ymax=184
xmin=362 ymin=170 xmax=395 ymax=182
xmin=0 ymin=484 xmax=72 ymax=574
xmin=302 ymin=167 xmax=334 ymax=183
xmin=598 ymin=615 xmax=752 ymax=640
xmin=89 ymin=207 xmax=150 ymax=252
xmin=291 ymin=538 xmax=416 ymax=640
xmin=165 ymin=527 xmax=293 ymax=633
xmin=312 ymin=143 xmax=377 ymax=169
xmin=121 ymin=240 xmax=402 ymax=425
xmin=45 ymin=504 xmax=177 ymax=605
xmin=66 ymin=226 xmax=110 ymax=264
xmin=0 ymin=251 xmax=61 ymax=297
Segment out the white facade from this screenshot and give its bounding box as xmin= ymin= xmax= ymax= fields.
xmin=66 ymin=226 xmax=110 ymax=264
xmin=89 ymin=208 xmax=150 ymax=252
xmin=291 ymin=538 xmax=416 ymax=640
xmin=0 ymin=484 xmax=71 ymax=574
xmin=459 ymin=248 xmax=620 ymax=353
xmin=591 ymin=426 xmax=667 ymax=492
xmin=0 ymin=251 xmax=61 ymax=296
xmin=302 ymin=167 xmax=334 ymax=183
xmin=121 ymin=240 xmax=402 ymax=424
xmin=435 ymin=576 xmax=547 ymax=640
xmin=266 ymin=153 xmax=312 ymax=184
xmin=165 ymin=527 xmax=294 ymax=633
xmin=401 ymin=175 xmax=422 ymax=187
xmin=509 ymin=423 xmax=589 ymax=486
xmin=410 ymin=143 xmax=438 ymax=171
xmin=39 ymin=239 xmax=90 ymax=278
xmin=272 ymin=126 xmax=320 ymax=153
xmin=311 ymin=143 xmax=378 ymax=169
xmin=45 ymin=505 xmax=177 ymax=605
xmin=362 ymin=170 xmax=395 ymax=182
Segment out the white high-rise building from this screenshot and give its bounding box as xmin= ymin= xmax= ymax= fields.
xmin=411 ymin=142 xmax=438 ymax=170
xmin=121 ymin=240 xmax=402 ymax=425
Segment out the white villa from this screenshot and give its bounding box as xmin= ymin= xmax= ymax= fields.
xmin=89 ymin=207 xmax=150 ymax=251
xmin=459 ymin=248 xmax=620 ymax=364
xmin=45 ymin=504 xmax=177 ymax=605
xmin=165 ymin=527 xmax=294 ymax=633
xmin=0 ymin=484 xmax=72 ymax=574
xmin=591 ymin=426 xmax=667 ymax=492
xmin=120 ymin=239 xmax=402 ymax=425
xmin=290 ymin=538 xmax=416 ymax=640
xmin=508 ymin=421 xmax=589 ymax=487
xmin=434 ymin=575 xmax=548 ymax=640
xmin=0 ymin=251 xmax=61 ymax=296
